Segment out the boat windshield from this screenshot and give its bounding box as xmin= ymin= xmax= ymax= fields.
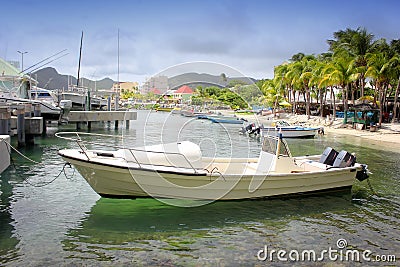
xmin=261 ymin=136 xmax=291 ymax=156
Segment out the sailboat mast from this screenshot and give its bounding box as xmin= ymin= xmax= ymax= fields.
xmin=118 ymin=28 xmax=120 ymax=89
xmin=77 ymin=31 xmax=83 ymax=87
xmin=115 ymin=28 xmax=120 ymax=111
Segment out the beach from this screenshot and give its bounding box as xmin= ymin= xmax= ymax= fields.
xmin=229 ymin=111 xmax=400 ymax=151
xmin=284 ymin=114 xmax=400 ymax=149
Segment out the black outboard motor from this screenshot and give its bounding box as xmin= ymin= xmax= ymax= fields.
xmin=240 ymin=123 xmax=253 ymax=134
xmin=356 ymin=164 xmax=369 ymax=181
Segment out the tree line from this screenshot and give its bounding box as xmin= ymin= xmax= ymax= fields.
xmin=261 ymin=27 xmax=400 ymax=125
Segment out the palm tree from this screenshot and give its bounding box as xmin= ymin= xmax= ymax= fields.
xmin=327 ymin=55 xmax=356 ymax=123
xmin=390 ymin=40 xmax=400 ymax=123
xmin=319 ymin=62 xmax=338 ymax=120
xmin=365 ymin=52 xmax=400 ymax=126
xmin=262 ymin=79 xmax=285 ymax=117
xmin=309 ymin=60 xmax=327 ymax=119
xmin=285 ymin=61 xmax=303 ymax=114
xmin=365 ymin=52 xmax=392 ymax=126
xmin=328 ymin=27 xmax=378 ymax=98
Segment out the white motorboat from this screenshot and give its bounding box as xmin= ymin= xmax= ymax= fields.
xmin=30 ymin=87 xmax=71 ymax=122
xmin=56 ymin=132 xmax=369 ymax=200
xmin=242 ymin=120 xmax=321 ymax=138
xmin=0 ymin=73 xmax=68 ymax=122
xmin=61 ymin=88 xmax=107 ymax=110
xmin=0 ymin=87 xmax=70 ymax=122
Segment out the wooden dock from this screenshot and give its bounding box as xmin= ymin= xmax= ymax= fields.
xmin=0 ymin=104 xmax=44 ymax=147
xmin=67 ymin=110 xmax=137 ymax=129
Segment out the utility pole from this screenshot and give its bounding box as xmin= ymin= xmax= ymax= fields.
xmin=17 ymin=50 xmax=28 ymax=71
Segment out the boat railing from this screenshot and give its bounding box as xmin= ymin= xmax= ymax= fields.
xmin=55 ymin=132 xmax=201 ymax=173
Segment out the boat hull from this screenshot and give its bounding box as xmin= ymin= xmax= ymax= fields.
xmin=0 ymin=96 xmax=62 ymax=121
xmin=209 ymin=117 xmax=244 ymax=124
xmin=156 ymin=107 xmax=174 ymax=112
xmin=261 ymin=127 xmax=318 ymax=138
xmin=60 ymin=154 xmax=358 ymax=200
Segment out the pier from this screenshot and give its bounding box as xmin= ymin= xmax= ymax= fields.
xmin=68 ymin=110 xmax=137 ymax=129
xmin=0 ymin=104 xmax=44 ymax=147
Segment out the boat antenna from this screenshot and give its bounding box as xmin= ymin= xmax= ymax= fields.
xmin=77 ymin=31 xmax=84 ymax=87
xmin=26 ymin=53 xmax=69 ymax=74
xmin=20 ymin=49 xmax=68 ymax=74
xmin=115 ymin=28 xmax=120 ymax=111
xmin=118 ymin=28 xmax=120 ymax=89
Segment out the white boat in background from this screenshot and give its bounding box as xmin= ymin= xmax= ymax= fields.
xmin=0 ymin=57 xmax=70 ymax=122
xmin=208 ymin=115 xmax=246 ymax=124
xmin=242 ymin=120 xmax=321 ymax=138
xmin=0 ymin=83 xmax=70 ymax=122
xmin=30 ymin=87 xmax=71 ymax=122
xmin=61 ymin=89 xmax=107 ymax=110
xmin=56 ymin=132 xmax=369 ymax=200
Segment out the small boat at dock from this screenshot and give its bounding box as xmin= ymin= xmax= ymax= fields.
xmin=208 ymin=115 xmax=246 ymax=124
xmin=242 ymin=120 xmax=321 ymax=138
xmin=57 ymin=132 xmax=369 ymax=200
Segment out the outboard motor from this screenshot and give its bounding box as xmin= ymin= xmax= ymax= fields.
xmin=356 ymin=164 xmax=369 ymax=181
xmin=333 ymin=150 xmax=356 ymax=168
xmin=319 ymin=147 xmax=338 ymax=166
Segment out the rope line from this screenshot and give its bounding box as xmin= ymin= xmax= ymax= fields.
xmin=1 ymin=137 xmax=76 ymax=187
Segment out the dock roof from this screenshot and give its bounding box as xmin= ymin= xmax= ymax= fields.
xmin=0 ymin=57 xmax=22 ymax=77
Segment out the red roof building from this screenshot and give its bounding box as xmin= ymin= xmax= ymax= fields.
xmin=149 ymin=88 xmax=162 ymax=95
xmin=175 ymin=85 xmax=193 ymax=94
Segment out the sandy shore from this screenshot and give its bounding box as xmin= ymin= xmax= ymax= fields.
xmin=226 ymin=111 xmax=400 ymax=152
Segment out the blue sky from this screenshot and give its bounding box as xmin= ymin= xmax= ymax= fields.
xmin=1 ymin=0 xmax=399 ymax=84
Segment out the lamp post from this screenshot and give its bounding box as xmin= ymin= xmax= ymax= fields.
xmin=17 ymin=50 xmax=28 ymax=71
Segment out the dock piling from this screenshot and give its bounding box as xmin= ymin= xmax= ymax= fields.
xmin=0 ymin=106 xmax=11 ymax=135
xmin=16 ymin=105 xmax=26 ymax=147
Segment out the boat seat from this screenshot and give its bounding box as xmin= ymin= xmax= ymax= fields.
xmin=303 ymin=161 xmax=329 ymax=171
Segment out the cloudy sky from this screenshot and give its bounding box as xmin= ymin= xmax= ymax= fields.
xmin=1 ymin=0 xmax=399 ymax=84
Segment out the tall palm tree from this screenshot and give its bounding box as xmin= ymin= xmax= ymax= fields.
xmin=309 ymin=60 xmax=327 ymax=119
xmin=284 ymin=62 xmax=302 ymax=113
xmin=262 ymin=79 xmax=285 ymax=117
xmin=319 ymin=62 xmax=338 ymax=120
xmin=328 ymin=27 xmax=378 ymax=98
xmin=366 ymin=52 xmax=394 ymax=126
xmin=389 ymin=40 xmax=400 ymax=122
xmin=327 ymin=55 xmax=356 ymax=123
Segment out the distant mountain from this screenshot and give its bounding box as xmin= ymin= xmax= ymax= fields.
xmin=168 ymin=72 xmax=257 ymax=90
xmin=32 ymin=67 xmax=115 ymax=90
xmin=32 ymin=67 xmax=256 ymax=92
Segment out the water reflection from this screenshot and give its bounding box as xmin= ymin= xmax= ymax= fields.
xmin=0 ymin=169 xmax=20 ymax=264
xmin=62 ymin=192 xmax=360 ymax=265
xmin=1 ymin=110 xmax=399 ymax=266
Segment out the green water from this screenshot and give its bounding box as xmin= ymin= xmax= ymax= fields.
xmin=0 ymin=111 xmax=399 ymax=266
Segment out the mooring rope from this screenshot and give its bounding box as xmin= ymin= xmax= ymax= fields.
xmin=0 ymin=137 xmax=75 ymax=186
xmin=366 ymin=178 xmax=379 ymax=197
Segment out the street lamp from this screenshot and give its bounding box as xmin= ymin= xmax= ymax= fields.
xmin=17 ymin=50 xmax=28 ymax=71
